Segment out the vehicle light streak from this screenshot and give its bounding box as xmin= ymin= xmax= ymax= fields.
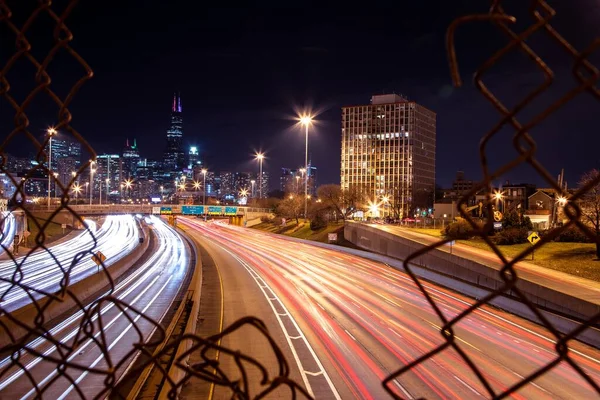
xmin=181 ymin=218 xmax=600 ymax=399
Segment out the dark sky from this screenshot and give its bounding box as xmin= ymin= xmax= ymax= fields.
xmin=2 ymin=0 xmax=600 ymax=189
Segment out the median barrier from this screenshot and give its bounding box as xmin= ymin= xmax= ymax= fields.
xmin=343 ymin=222 xmax=600 ymax=325
xmin=0 ymin=222 xmax=151 ymax=350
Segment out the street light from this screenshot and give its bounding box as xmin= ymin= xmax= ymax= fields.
xmin=299 ymin=115 xmax=313 ymax=222
xmin=89 ymin=160 xmax=95 ymax=205
xmin=47 ymin=127 xmax=56 ymax=208
xmin=105 ymin=178 xmax=110 ymax=204
xmin=160 ymin=185 xmax=164 ymax=201
xmin=124 ymin=179 xmax=133 ymax=200
xmin=382 ymin=195 xmax=390 ymax=219
xmin=493 ymin=191 xmax=504 ymax=212
xmin=53 ymin=172 xmax=59 ymax=198
xmin=201 ymin=168 xmax=207 ymax=205
xmin=557 ymin=196 xmax=568 ymax=206
xmin=250 ymin=180 xmax=256 ymax=198
xmin=255 ymin=153 xmax=264 ymax=200
xmin=72 ymin=183 xmax=81 ymax=204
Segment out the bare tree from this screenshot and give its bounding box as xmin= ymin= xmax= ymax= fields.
xmin=277 ymin=195 xmax=303 ymax=225
xmin=317 ymin=184 xmax=365 ymax=221
xmin=578 ymin=169 xmax=600 ymax=259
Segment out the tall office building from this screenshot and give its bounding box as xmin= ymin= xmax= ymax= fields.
xmin=95 ymin=154 xmax=122 ymax=200
xmin=341 ymin=94 xmax=436 ymax=218
xmin=122 ymin=138 xmax=140 ymax=179
xmin=280 ymin=166 xmax=316 ymax=195
xmin=163 ymin=93 xmax=185 ymax=179
xmin=44 ymin=135 xmax=81 ymax=186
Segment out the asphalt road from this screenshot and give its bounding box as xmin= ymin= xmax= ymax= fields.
xmin=181 ymin=217 xmax=600 ymax=399
xmin=0 ymin=215 xmax=141 ymax=311
xmin=0 ymin=216 xmax=190 ymax=399
xmin=179 ymin=221 xmax=342 ymax=399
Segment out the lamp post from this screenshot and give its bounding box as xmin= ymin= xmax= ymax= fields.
xmin=105 ymin=178 xmax=110 ymax=204
xmin=193 ymin=180 xmax=200 ymax=202
xmin=382 ymin=195 xmax=390 ymax=219
xmin=89 ymin=160 xmax=95 ymax=205
xmin=99 ymin=175 xmax=103 ymax=205
xmin=494 ymin=191 xmax=504 ymax=213
xmin=295 ymin=175 xmax=300 ymax=194
xmin=53 ymin=173 xmax=59 ymax=198
xmin=47 ymin=127 xmax=56 ymax=208
xmin=250 ymin=180 xmax=256 ymax=199
xmin=85 ymin=182 xmax=89 ymax=197
xmin=202 ymin=169 xmax=207 ymax=205
xmin=299 ymin=115 xmax=312 ymax=222
xmin=255 ymin=153 xmax=264 ymax=200
xmin=72 ymin=183 xmax=81 ymax=204
xmin=160 ymin=185 xmax=164 ymax=202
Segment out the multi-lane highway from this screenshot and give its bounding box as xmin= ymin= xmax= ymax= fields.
xmin=181 ymin=217 xmax=600 ymax=399
xmin=0 ymin=215 xmax=139 ymax=311
xmin=0 ymin=216 xmax=190 ymax=399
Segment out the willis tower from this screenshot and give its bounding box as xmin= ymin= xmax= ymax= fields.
xmin=163 ymin=92 xmax=185 ymax=179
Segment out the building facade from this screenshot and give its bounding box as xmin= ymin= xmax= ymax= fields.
xmin=341 ymin=94 xmax=436 ymax=218
xmin=122 ymin=138 xmax=140 ymax=179
xmin=95 ymin=154 xmax=122 ymax=202
xmin=163 ymin=93 xmax=185 ymax=180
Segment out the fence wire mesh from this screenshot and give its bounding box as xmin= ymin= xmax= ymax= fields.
xmin=384 ymin=0 xmax=600 ymax=398
xmin=1 ymin=0 xmax=600 ymax=399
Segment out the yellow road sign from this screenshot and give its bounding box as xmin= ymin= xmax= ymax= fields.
xmin=527 ymin=232 xmax=541 ymax=245
xmin=91 ymin=251 xmax=106 ymax=266
xmin=493 ymin=210 xmax=503 ymax=222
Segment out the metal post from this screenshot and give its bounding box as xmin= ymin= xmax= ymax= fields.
xmin=47 ymin=135 xmax=52 ymax=209
xmin=89 ymin=163 xmax=94 ymax=205
xmin=203 ymin=172 xmax=206 ymax=205
xmin=259 ymin=158 xmax=263 ymax=200
xmin=304 ymin=123 xmax=308 ymax=222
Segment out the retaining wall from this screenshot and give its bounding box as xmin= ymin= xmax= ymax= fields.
xmin=344 ymin=221 xmax=600 ymax=322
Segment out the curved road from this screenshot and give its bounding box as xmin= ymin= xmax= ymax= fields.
xmin=0 ymin=216 xmax=190 ymax=399
xmin=0 ymin=215 xmax=139 ymax=311
xmin=181 ymin=217 xmax=600 ymax=399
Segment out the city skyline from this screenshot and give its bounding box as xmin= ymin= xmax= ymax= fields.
xmin=2 ymin=2 xmax=598 ymax=189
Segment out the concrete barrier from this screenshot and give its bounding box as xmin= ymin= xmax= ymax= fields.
xmin=344 ymin=222 xmax=600 ymax=323
xmin=0 ymin=222 xmax=151 ymax=350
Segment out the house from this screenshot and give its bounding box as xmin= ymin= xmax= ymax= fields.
xmin=525 ymin=190 xmax=555 ymax=229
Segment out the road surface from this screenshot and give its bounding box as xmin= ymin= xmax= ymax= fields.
xmin=0 ymin=215 xmax=140 ymax=311
xmin=0 ymin=216 xmax=190 ymax=399
xmin=181 ymin=217 xmax=600 ymax=399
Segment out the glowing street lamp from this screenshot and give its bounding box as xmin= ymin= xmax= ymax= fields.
xmin=47 ymin=127 xmax=57 ymax=208
xmin=299 ymin=115 xmax=313 ymax=221
xmin=557 ymin=196 xmax=567 ymax=206
xmin=202 ymin=168 xmax=207 ymax=205
xmin=255 ymin=153 xmax=264 ymax=200
xmin=250 ymin=180 xmax=256 ymax=198
xmin=382 ymin=195 xmax=390 ymax=219
xmin=493 ymin=191 xmax=504 ymax=212
xmin=72 ymin=183 xmax=81 ymax=203
xmin=89 ymin=160 xmax=95 ymax=205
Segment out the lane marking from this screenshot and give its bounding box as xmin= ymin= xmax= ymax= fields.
xmin=215 ymin=244 xmax=341 ymax=400
xmin=453 ymin=375 xmax=482 ymax=397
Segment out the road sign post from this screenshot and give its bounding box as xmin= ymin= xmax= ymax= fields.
xmin=91 ymin=251 xmax=107 ymax=273
xmin=527 ymin=231 xmax=540 ymax=260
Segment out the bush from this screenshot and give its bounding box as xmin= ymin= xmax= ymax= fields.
xmin=260 ymin=216 xmax=271 ymax=223
xmin=442 ymin=220 xmax=478 ymax=239
xmin=554 ymin=226 xmax=593 ymax=243
xmin=310 ymin=213 xmax=327 ymax=231
xmin=493 ymin=227 xmax=529 ymax=245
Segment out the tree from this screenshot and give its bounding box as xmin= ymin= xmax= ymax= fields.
xmin=316 ymin=184 xmax=365 ymax=221
xmin=317 ymin=185 xmax=344 ymax=221
xmin=276 ymin=195 xmax=303 ymax=225
xmin=502 ymin=209 xmax=533 ymax=230
xmin=579 ymin=169 xmax=600 ymax=259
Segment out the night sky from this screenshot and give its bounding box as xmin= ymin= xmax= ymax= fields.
xmin=2 ymin=0 xmax=600 ymax=190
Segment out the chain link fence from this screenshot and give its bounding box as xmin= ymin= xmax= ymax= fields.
xmin=1 ymin=0 xmax=600 ymax=399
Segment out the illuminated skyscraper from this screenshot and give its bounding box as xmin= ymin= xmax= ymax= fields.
xmin=341 ymin=94 xmax=436 ymax=218
xmin=163 ymin=92 xmax=185 ymax=179
xmin=122 ymin=138 xmax=140 ymax=179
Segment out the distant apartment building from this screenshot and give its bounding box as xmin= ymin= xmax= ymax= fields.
xmin=341 ymin=94 xmax=436 ymax=217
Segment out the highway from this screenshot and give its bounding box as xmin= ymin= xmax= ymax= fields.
xmin=0 ymin=212 xmax=16 ymax=255
xmin=0 ymin=216 xmax=190 ymax=399
xmin=0 ymin=215 xmax=139 ymax=312
xmin=181 ymin=217 xmax=600 ymax=399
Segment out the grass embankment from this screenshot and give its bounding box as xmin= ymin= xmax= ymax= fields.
xmin=26 ymin=215 xmax=72 ymax=247
xmin=251 ymin=221 xmax=359 ymax=248
xmin=403 ymin=226 xmax=600 ymax=282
